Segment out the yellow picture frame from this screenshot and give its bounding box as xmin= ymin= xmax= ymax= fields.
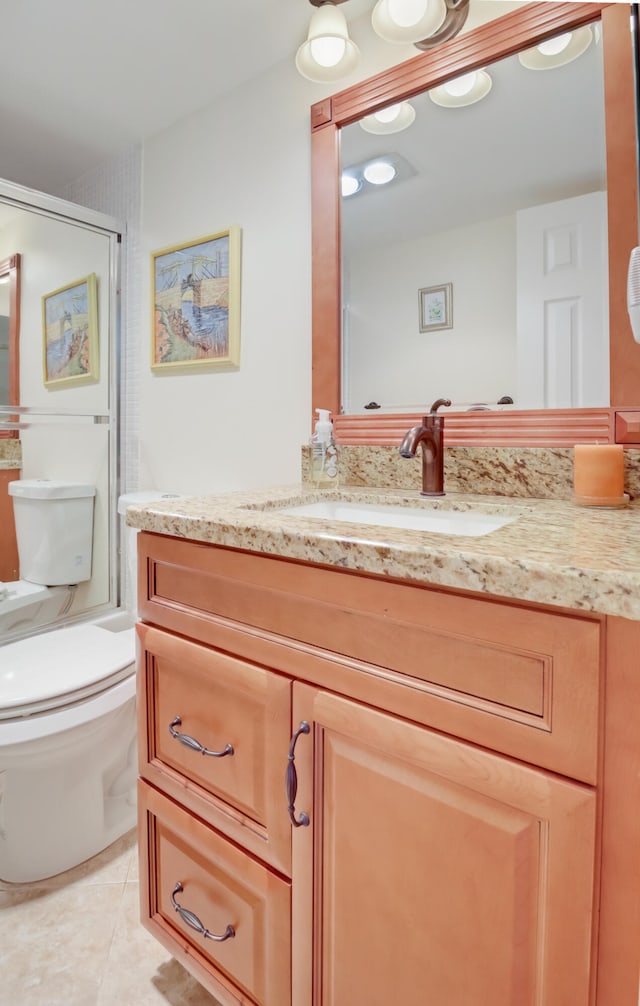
xmin=151 ymin=226 xmax=241 ymax=372
xmin=42 ymin=273 xmax=99 ymax=388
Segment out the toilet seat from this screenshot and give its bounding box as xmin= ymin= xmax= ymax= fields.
xmin=0 ymin=581 xmax=62 ymax=613
xmin=0 ymin=620 xmax=136 ymax=720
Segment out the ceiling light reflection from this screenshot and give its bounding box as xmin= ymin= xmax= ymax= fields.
xmin=519 ymin=26 xmax=592 ymax=70
xmin=342 ymin=174 xmax=362 ymax=197
xmin=360 ymin=101 xmax=416 ymax=134
xmin=429 ymin=69 xmax=492 ymax=107
xmin=363 ymin=161 xmax=397 ymax=185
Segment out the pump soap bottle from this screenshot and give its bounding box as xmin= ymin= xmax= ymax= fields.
xmin=311 ymin=409 xmax=339 ymax=487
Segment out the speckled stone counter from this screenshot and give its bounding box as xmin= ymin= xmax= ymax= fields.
xmin=126 ymin=484 xmax=640 ymax=622
xmin=0 ymin=440 xmax=21 ymax=469
xmin=0 ymin=461 xmax=20 ymax=470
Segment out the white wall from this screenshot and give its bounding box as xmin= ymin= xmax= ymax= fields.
xmin=62 ymin=2 xmax=524 ymax=498
xmin=345 ymin=214 xmax=516 ymax=411
xmin=62 ymin=7 xmax=448 ymax=497
xmin=137 ymin=63 xmax=315 ymax=495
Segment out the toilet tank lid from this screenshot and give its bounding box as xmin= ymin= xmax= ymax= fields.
xmin=9 ymin=479 xmax=96 ymax=500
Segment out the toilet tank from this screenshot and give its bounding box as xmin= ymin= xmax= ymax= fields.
xmin=118 ymin=491 xmax=181 ymax=618
xmin=8 ymin=480 xmax=96 ymax=586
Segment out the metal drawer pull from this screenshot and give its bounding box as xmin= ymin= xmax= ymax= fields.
xmin=286 ymin=720 xmax=310 ymax=828
xmin=170 ymin=882 xmax=235 ymax=942
xmin=169 ymin=716 xmax=234 ymax=758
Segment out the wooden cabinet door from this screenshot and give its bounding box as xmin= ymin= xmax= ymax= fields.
xmin=291 ymin=683 xmax=597 ymax=1006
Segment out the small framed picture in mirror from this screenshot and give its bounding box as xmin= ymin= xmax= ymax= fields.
xmin=419 ymin=283 xmax=453 ymax=333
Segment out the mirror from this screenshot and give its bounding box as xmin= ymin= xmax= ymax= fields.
xmin=0 ymin=287 xmax=6 ymax=403
xmin=0 ymin=181 xmax=122 ymax=642
xmin=311 ymin=2 xmax=640 ymax=443
xmin=340 ymin=26 xmax=607 ymax=413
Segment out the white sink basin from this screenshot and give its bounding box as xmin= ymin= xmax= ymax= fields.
xmin=280 ymin=500 xmax=519 ymax=537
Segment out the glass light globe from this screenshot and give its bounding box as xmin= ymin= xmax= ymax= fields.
xmin=310 ymin=35 xmax=347 ymax=68
xmin=371 ymin=0 xmax=446 ymax=45
xmin=295 ymin=4 xmax=359 ymax=83
xmin=387 ymin=0 xmax=429 ymax=29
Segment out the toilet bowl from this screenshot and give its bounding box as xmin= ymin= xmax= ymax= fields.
xmin=0 ymin=612 xmax=137 ymax=883
xmin=0 ymin=581 xmax=74 ymax=636
xmin=0 ymin=490 xmax=180 ymax=883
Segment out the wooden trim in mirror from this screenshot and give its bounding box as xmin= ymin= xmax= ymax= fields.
xmin=0 ymin=252 xmax=20 ymax=440
xmin=335 ymin=407 xmax=618 ymax=447
xmin=311 ymin=2 xmax=640 ymax=446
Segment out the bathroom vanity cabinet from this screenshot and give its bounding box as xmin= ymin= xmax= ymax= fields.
xmin=136 ymin=531 xmax=640 ymax=1006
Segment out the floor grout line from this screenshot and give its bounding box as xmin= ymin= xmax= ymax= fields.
xmin=1 ymin=829 xmax=223 ymax=1005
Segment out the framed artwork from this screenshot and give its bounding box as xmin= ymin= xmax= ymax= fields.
xmin=151 ymin=226 xmax=241 ymax=371
xmin=42 ymin=273 xmax=99 ymax=388
xmin=418 ymin=283 xmax=453 ymax=332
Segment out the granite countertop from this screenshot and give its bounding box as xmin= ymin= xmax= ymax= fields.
xmin=0 ymin=461 xmax=21 ymax=470
xmin=125 ymin=484 xmax=640 ymax=621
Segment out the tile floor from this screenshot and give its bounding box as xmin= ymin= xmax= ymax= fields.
xmin=0 ymin=828 xmax=222 ymax=1006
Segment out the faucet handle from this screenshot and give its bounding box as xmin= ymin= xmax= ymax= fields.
xmin=429 ymin=398 xmax=452 ymax=415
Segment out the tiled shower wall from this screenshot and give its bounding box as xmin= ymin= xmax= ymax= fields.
xmin=60 ymin=143 xmax=142 ymax=496
xmin=59 ymin=145 xmax=143 ymax=609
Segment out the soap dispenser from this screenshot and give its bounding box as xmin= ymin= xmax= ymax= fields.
xmin=311 ymin=409 xmax=339 ymax=487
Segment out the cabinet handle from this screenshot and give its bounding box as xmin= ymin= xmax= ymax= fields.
xmin=286 ymin=720 xmax=310 ymax=828
xmin=170 ymin=882 xmax=235 ymax=942
xmin=168 ymin=716 xmax=234 ymax=758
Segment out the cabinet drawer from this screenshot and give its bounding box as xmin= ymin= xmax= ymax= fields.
xmin=137 ymin=623 xmax=292 ymax=874
xmin=139 ymin=781 xmax=291 ymax=1006
xmin=139 ymin=535 xmax=602 ymax=783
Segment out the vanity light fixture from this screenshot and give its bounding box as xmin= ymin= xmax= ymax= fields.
xmin=518 ymin=26 xmax=593 ymax=70
xmin=372 ymin=0 xmax=446 ymax=44
xmin=360 ymin=101 xmax=416 ymax=134
xmin=296 ymin=0 xmax=470 ymax=82
xmin=372 ymin=0 xmax=469 ymax=48
xmin=429 ymin=68 xmax=492 ymax=107
xmin=296 ymin=0 xmax=360 ymax=82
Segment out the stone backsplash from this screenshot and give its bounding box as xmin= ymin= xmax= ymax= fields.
xmin=0 ymin=439 xmax=22 ymax=464
xmin=303 ymin=444 xmax=640 ymax=500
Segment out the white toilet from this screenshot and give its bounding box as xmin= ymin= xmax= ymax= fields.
xmin=0 ymin=487 xmax=177 ymax=883
xmin=0 ymin=480 xmax=96 ymax=637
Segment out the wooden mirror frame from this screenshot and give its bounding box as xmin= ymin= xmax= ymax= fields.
xmin=0 ymin=252 xmax=20 ymax=439
xmin=311 ymin=2 xmax=640 ymax=446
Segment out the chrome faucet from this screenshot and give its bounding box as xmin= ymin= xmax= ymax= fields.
xmin=399 ymin=398 xmax=452 ymax=496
